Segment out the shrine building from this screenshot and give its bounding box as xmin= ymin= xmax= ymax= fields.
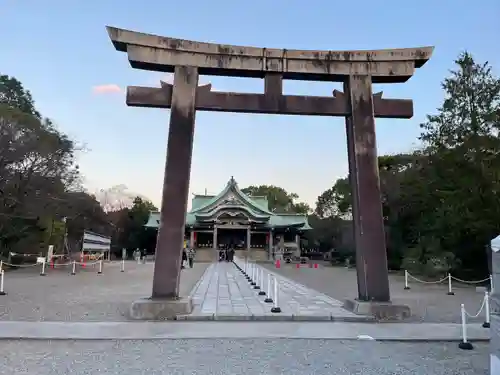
xmin=145 ymin=177 xmax=311 ymax=261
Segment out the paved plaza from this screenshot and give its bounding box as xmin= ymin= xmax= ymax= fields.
xmin=0 ymin=261 xmax=209 ymax=321
xmin=263 ymin=263 xmax=489 ymax=323
xmin=185 ymin=260 xmax=369 ymax=321
xmin=0 ymin=339 xmax=488 ymax=375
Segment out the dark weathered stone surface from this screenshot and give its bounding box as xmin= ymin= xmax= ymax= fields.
xmin=126 ymin=85 xmax=414 ymax=118
xmin=344 ymin=75 xmax=390 ymax=302
xmin=129 ymin=297 xmax=193 ymax=320
xmin=107 ymin=26 xmax=433 ymax=83
xmin=344 ymin=299 xmax=411 ymax=321
xmin=152 ymin=66 xmax=199 ymax=299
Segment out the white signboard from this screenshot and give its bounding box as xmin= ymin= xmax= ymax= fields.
xmin=82 ymin=231 xmax=111 ymax=251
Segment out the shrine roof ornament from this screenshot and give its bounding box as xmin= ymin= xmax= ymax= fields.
xmin=106 ymin=26 xmax=433 ymax=83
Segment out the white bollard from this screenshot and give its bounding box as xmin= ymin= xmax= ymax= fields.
xmin=490 ymin=274 xmax=494 ymax=294
xmin=137 ymin=256 xmax=141 ymax=265
xmin=121 ymin=259 xmax=125 ymax=273
xmin=250 ymin=263 xmax=256 ymax=285
xmin=0 ymin=270 xmax=6 ymax=295
xmin=97 ymin=260 xmax=102 ymax=274
xmin=40 ymin=260 xmax=46 ymax=276
xmin=447 ymin=273 xmax=454 ymax=295
xmin=264 ymin=272 xmax=273 ymax=302
xmin=483 ymin=291 xmax=491 ymax=328
xmin=258 ymin=269 xmax=266 ymax=295
xmin=246 ymin=262 xmax=250 ymax=277
xmin=271 ymin=275 xmax=281 ymax=313
xmin=404 ymin=270 xmax=410 ymax=290
xmin=71 ymin=260 xmax=76 ymax=275
xmin=0 ymin=260 xmax=3 ymax=272
xmin=254 ymin=265 xmax=260 ymax=290
xmin=458 ymin=303 xmax=473 ymax=350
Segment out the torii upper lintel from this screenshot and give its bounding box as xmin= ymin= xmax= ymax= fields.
xmin=106 ymin=26 xmax=433 ymax=83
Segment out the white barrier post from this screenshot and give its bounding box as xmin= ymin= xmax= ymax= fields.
xmin=245 ymin=261 xmax=251 ymax=280
xmin=404 ymin=270 xmax=410 ymax=290
xmin=40 ymin=260 xmax=46 ymax=276
xmin=250 ymin=264 xmax=256 ymax=285
xmin=271 ymin=275 xmax=281 ymax=313
xmin=244 ymin=259 xmax=247 ymax=275
xmin=490 ymin=274 xmax=494 ymax=294
xmin=254 ymin=265 xmax=261 ymax=290
xmin=258 ymin=269 xmax=266 ymax=295
xmin=264 ymin=272 xmax=273 ymax=303
xmin=71 ymin=260 xmax=76 ymax=275
xmin=0 ymin=270 xmax=6 ymax=295
xmin=458 ymin=303 xmax=473 ymax=350
xmin=483 ymin=291 xmax=491 ymax=328
xmin=447 ymin=273 xmax=454 ymax=295
xmin=121 ymin=259 xmax=125 ymax=273
xmin=97 ymin=260 xmax=103 ymax=275
xmin=0 ymin=260 xmax=3 ymax=272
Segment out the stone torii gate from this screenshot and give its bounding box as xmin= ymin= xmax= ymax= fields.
xmin=107 ymin=26 xmax=433 ymax=319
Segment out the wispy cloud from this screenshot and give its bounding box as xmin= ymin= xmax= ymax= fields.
xmin=92 ymin=84 xmax=122 ymax=94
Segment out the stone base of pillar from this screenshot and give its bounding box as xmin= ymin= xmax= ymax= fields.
xmin=129 ymin=297 xmax=193 ymax=320
xmin=343 ymin=299 xmax=411 ymax=321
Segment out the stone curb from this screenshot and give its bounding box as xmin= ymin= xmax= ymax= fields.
xmin=0 ymin=321 xmax=490 ymax=342
xmin=175 ymin=314 xmax=376 ymax=322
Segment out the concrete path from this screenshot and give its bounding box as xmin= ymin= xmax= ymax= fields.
xmin=0 ymin=321 xmax=490 ymax=341
xmin=184 ymin=260 xmax=369 ymax=321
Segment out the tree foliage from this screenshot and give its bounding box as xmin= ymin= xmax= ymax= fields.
xmin=312 ymin=52 xmax=500 ymax=278
xmin=0 ymin=74 xmax=109 ymax=257
xmin=241 ymin=185 xmax=310 ymax=214
xmin=109 ymin=197 xmax=157 ymax=254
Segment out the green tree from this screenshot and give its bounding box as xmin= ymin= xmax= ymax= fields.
xmin=415 ymin=52 xmax=500 ymax=276
xmin=0 ymin=74 xmax=83 ymax=257
xmin=314 ymin=178 xmax=351 ymax=218
xmin=110 ymin=196 xmax=158 ymax=253
xmin=0 ymin=74 xmax=41 ymax=119
xmin=241 ymin=185 xmax=310 ymax=214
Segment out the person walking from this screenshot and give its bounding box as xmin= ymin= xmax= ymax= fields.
xmin=181 ymin=248 xmax=187 ymax=269
xmin=228 ymin=247 xmax=235 ymax=262
xmin=188 ymin=247 xmax=195 ymax=268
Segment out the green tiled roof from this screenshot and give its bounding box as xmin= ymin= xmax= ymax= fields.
xmin=191 ymin=195 xmax=215 ymax=211
xmin=145 ymin=177 xmax=311 ymax=230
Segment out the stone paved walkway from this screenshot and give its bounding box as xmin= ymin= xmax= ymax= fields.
xmin=182 ymin=260 xmax=372 ymax=321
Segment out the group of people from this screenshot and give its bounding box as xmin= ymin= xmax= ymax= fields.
xmin=218 ymin=246 xmax=235 ymax=262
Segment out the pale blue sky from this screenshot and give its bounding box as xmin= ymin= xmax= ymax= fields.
xmin=1 ymin=0 xmax=498 ymax=208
